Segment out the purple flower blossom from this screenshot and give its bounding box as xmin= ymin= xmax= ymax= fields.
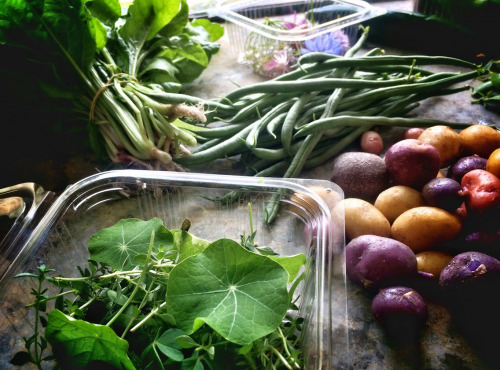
xmin=301 ymin=30 xmax=350 ymax=55
xmin=264 ymin=48 xmax=294 ymax=78
xmin=282 ymin=11 xmax=308 ymax=30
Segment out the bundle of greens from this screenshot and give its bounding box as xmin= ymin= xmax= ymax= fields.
xmin=13 ymin=218 xmax=306 ymax=369
xmin=0 ymin=0 xmax=223 ymax=169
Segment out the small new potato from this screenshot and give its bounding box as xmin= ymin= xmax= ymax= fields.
xmin=341 ymin=198 xmax=391 ymax=240
xmin=360 ymin=130 xmax=384 ymax=155
xmin=459 ymin=124 xmax=500 ymax=158
xmin=403 ymin=127 xmax=425 ymax=140
xmin=417 ymin=125 xmax=463 ymax=168
xmin=416 ymin=250 xmax=454 ymax=279
xmin=374 ymin=185 xmax=425 ymax=224
xmin=391 ymin=206 xmax=463 ymax=252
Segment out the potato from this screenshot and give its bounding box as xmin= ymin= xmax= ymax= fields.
xmin=391 ymin=206 xmax=463 ymax=252
xmin=417 ymin=125 xmax=463 ymax=168
xmin=486 ymin=147 xmax=500 ymax=178
xmin=439 ymin=251 xmax=500 ymax=290
xmin=371 ymin=286 xmax=427 ymax=341
xmin=403 ymin=127 xmax=425 ymax=140
xmin=447 ymin=155 xmax=487 ymax=183
xmin=345 ymin=235 xmax=418 ymax=290
xmin=374 ymin=185 xmax=425 ymax=224
xmin=360 ymin=130 xmax=384 ymax=155
xmin=421 ymin=177 xmax=464 ymax=212
xmin=341 ymin=198 xmax=391 ymax=240
xmin=461 ymin=169 xmax=500 ymax=219
xmin=330 ymin=152 xmax=389 ymax=202
xmin=384 ymin=139 xmax=441 ymax=190
xmin=415 ymin=250 xmax=454 ymax=279
xmin=459 ymin=124 xmax=500 ymax=158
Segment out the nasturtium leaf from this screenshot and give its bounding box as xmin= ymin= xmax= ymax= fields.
xmin=269 ymin=254 xmax=306 ymax=283
xmin=88 ymin=218 xmax=173 ymax=271
xmin=166 ymin=239 xmax=290 ymax=346
xmin=170 ymin=229 xmax=210 ymax=262
xmin=45 ymin=309 xmax=135 ymax=370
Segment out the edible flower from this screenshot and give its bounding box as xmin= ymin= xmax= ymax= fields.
xmin=264 ymin=48 xmax=294 ymax=78
xmin=301 ymin=30 xmax=350 ymax=55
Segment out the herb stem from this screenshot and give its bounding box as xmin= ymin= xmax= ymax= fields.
xmin=26 ymin=289 xmax=78 ymax=308
xmin=130 ymin=302 xmax=167 ymax=333
xmin=106 ymin=230 xmax=155 ymax=327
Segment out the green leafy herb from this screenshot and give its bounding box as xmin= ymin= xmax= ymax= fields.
xmin=14 ymin=218 xmax=306 ymax=369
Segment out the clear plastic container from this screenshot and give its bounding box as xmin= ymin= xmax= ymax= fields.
xmin=0 ymin=170 xmax=347 ymax=369
xmin=213 ymin=0 xmax=386 ymax=77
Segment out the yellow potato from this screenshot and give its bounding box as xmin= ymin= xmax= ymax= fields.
xmin=417 ymin=125 xmax=463 ymax=168
xmin=341 ymin=198 xmax=391 ymax=240
xmin=374 ymin=185 xmax=425 ymax=224
xmin=415 ymin=250 xmax=454 ymax=279
xmin=391 ymin=206 xmax=462 ymax=253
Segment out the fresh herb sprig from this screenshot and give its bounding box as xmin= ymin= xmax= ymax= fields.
xmin=13 ymin=217 xmax=306 ymax=369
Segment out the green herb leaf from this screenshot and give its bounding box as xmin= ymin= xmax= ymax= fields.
xmin=45 ymin=309 xmax=135 ymax=370
xmin=171 ymin=229 xmax=210 ymax=262
xmin=120 ymin=0 xmax=181 ymax=45
xmin=166 ymin=238 xmax=290 ymax=346
xmin=155 ymin=328 xmax=185 ymax=361
xmin=269 ymin=254 xmax=306 ymax=283
xmin=88 ymin=218 xmax=173 ymax=270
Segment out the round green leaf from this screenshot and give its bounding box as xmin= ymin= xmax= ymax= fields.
xmin=166 ymin=239 xmax=290 ymax=346
xmin=88 ymin=218 xmax=173 ymax=270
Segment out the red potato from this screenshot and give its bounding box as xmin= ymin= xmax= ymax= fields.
xmin=360 ymin=130 xmax=384 ymax=155
xmin=461 ymin=169 xmax=500 ymax=218
xmin=403 ymin=128 xmax=425 ymax=140
xmin=384 ymin=139 xmax=441 ymax=190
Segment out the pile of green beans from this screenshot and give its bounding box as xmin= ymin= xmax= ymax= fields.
xmin=175 ymin=27 xmax=484 ymax=223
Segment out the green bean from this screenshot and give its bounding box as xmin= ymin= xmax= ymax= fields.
xmin=246 ymin=100 xmax=296 ymax=148
xmin=223 ymin=76 xmax=419 ymax=102
xmin=189 ymin=121 xmax=249 ymax=139
xmin=304 ymin=126 xmax=371 ymax=169
xmin=281 ymin=94 xmax=314 ymax=156
xmin=296 ymin=115 xmax=472 ymax=138
xmin=248 ymin=140 xmax=304 ymax=161
xmin=175 ymin=120 xmax=261 ymax=166
xmin=220 ymin=93 xmax=297 ymax=124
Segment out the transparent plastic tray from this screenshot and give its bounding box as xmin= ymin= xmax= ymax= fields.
xmin=213 ymin=0 xmax=385 ymax=74
xmin=0 ymin=170 xmax=347 ymax=369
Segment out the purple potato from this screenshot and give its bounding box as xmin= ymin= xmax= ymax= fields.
xmin=345 ymin=235 xmax=418 ymax=290
xmin=439 ymin=251 xmax=500 ymax=290
xmin=447 ymin=155 xmax=487 ymax=183
xmin=371 ymin=286 xmax=428 ymax=341
xmin=421 ymin=177 xmax=464 ymax=212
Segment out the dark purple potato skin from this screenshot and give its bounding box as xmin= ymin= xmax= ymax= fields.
xmin=421 ymin=177 xmax=464 ymax=212
xmin=345 ymin=235 xmax=418 ymax=290
xmin=439 ymin=251 xmax=500 ymax=289
xmin=447 ymin=155 xmax=487 ymax=183
xmin=372 ymin=286 xmax=428 ymax=340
